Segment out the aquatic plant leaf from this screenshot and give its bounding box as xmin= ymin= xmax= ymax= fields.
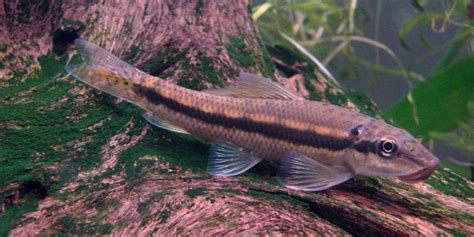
xmin=252 ymin=2 xmax=272 ymax=21
xmin=385 ymin=56 xmax=474 ymax=139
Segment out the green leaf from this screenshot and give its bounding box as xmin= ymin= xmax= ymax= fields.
xmin=433 ymin=29 xmax=471 ymax=72
xmin=385 ymin=57 xmax=474 ymax=138
xmin=285 ymin=1 xmax=337 ymax=12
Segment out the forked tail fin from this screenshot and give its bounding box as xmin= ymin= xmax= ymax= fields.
xmin=65 ymin=39 xmax=146 ymax=105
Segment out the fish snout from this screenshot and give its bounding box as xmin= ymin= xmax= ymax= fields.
xmin=399 ymin=156 xmax=439 ymax=183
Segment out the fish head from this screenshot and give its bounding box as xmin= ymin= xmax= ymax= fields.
xmin=350 ymin=119 xmax=439 ymax=182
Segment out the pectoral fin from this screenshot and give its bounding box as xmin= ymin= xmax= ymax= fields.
xmin=276 ymin=152 xmax=353 ymax=191
xmin=142 ymin=112 xmax=190 ymax=134
xmin=208 ymin=142 xmax=262 ymax=176
xmin=205 ymin=72 xmax=302 ymax=100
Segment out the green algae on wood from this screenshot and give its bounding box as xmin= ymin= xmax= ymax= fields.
xmin=256 ymin=37 xmax=276 ymax=77
xmin=141 ymin=47 xmax=187 ymax=76
xmin=426 ymin=167 xmax=474 ymax=200
xmin=0 ymin=53 xmax=143 ymax=232
xmin=61 ymin=18 xmax=86 ymax=30
xmin=124 ymin=45 xmax=141 ymax=62
xmin=195 ymin=0 xmax=204 ymax=17
xmin=185 ymin=187 xmax=208 ymax=198
xmin=226 ymin=37 xmax=256 ymax=67
xmin=54 ymin=215 xmax=114 ymax=235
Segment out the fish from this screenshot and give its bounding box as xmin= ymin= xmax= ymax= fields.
xmin=65 ymin=39 xmax=440 ymax=191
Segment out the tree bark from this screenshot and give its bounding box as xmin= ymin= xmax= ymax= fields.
xmin=0 ymin=1 xmax=473 ymax=236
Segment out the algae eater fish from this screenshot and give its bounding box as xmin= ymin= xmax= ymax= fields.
xmin=66 ymin=39 xmax=439 ymax=191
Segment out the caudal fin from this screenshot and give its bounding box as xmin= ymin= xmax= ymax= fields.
xmin=65 ymin=39 xmax=145 ymax=103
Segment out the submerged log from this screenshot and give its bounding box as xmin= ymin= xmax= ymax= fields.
xmin=0 ymin=1 xmax=473 ymax=236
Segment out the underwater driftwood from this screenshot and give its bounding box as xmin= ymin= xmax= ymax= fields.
xmin=0 ymin=1 xmax=473 ymax=236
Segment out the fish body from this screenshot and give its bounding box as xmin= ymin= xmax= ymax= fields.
xmin=66 ymin=39 xmax=439 ymax=191
xmin=140 ymin=83 xmax=360 ymax=164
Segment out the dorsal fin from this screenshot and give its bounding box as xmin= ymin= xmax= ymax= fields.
xmin=205 ymin=72 xmax=302 ymax=100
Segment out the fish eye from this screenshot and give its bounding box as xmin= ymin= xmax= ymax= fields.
xmin=378 ymin=139 xmax=398 ymax=157
xmin=350 ymin=124 xmax=364 ymax=136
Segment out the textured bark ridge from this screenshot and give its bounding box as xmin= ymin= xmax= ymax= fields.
xmin=0 ymin=1 xmax=473 ymax=236
xmin=1 ymin=0 xmax=274 ymax=89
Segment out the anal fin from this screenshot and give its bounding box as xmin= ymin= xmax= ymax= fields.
xmin=142 ymin=112 xmax=190 ymax=134
xmin=276 ymin=152 xmax=353 ymax=191
xmin=208 ymin=142 xmax=262 ymax=176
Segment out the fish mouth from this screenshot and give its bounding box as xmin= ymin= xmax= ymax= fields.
xmin=399 ymin=157 xmax=439 ymax=183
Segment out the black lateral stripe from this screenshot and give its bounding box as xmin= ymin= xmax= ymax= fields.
xmin=134 ymin=85 xmax=353 ymax=151
xmin=353 ymin=140 xmax=377 ymax=154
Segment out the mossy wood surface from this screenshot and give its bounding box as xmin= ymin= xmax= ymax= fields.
xmin=0 ymin=1 xmax=473 ymax=236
